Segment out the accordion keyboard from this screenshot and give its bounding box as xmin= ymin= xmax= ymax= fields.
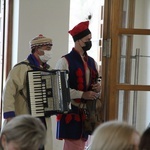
xmin=27 ymin=70 xmax=70 ymax=117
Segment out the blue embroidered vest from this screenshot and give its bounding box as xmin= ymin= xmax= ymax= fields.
xmin=64 ymin=49 xmax=98 ymax=95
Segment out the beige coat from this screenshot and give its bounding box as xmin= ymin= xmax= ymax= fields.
xmin=2 ymin=60 xmax=31 ymax=116
xmin=2 ymin=59 xmax=53 ymax=150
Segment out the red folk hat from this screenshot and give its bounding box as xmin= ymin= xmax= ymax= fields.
xmin=68 ymin=21 xmax=91 ymax=42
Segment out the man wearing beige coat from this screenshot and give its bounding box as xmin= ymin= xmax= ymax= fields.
xmin=2 ymin=34 xmax=53 ymax=150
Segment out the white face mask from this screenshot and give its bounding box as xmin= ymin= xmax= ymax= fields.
xmin=39 ymin=50 xmax=52 ymax=63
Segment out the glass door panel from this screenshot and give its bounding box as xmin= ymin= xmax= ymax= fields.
xmin=118 ymin=90 xmax=150 ymax=133
xmin=122 ymin=0 xmax=150 ymax=29
xmin=102 ymin=0 xmax=150 ymax=127
xmin=119 ymin=34 xmax=150 ymax=85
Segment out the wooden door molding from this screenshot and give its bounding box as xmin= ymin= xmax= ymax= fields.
xmin=102 ymin=0 xmax=150 ymax=130
xmin=102 ymin=0 xmax=138 ymax=121
xmin=3 ymin=0 xmax=13 ymax=81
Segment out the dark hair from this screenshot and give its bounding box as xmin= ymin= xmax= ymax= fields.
xmin=139 ymin=127 xmax=150 ymax=150
xmin=31 ymin=48 xmax=36 ymax=53
xmin=31 ymin=46 xmax=42 ymax=53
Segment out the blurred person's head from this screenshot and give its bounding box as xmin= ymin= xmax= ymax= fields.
xmin=89 ymin=121 xmax=140 ymax=150
xmin=139 ymin=127 xmax=150 ymax=150
xmin=0 ymin=115 xmax=46 ymax=150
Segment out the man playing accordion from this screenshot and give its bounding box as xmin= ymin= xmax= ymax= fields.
xmin=2 ymin=34 xmax=53 ymax=150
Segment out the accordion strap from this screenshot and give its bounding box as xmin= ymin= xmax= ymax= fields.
xmin=19 ymin=89 xmax=29 ymax=106
xmin=14 ymin=61 xmax=48 ymax=71
xmin=14 ymin=61 xmax=35 ymax=69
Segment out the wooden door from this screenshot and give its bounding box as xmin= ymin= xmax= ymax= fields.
xmin=102 ymin=0 xmax=150 ymax=132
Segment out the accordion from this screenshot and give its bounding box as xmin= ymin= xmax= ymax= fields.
xmin=26 ymin=70 xmax=70 ymax=117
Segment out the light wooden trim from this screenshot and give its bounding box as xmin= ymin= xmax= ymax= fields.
xmin=102 ymin=0 xmax=112 ymax=121
xmin=103 ymin=0 xmax=138 ymax=121
xmin=118 ymin=28 xmax=150 ymax=35
xmin=3 ymin=0 xmax=13 ymax=80
xmin=116 ymin=84 xmax=150 ymax=91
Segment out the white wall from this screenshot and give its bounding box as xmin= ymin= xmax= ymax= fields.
xmin=12 ymin=0 xmax=70 ymax=69
xmin=12 ymin=0 xmax=70 ymax=149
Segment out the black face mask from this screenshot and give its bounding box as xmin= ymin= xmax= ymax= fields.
xmin=82 ymin=41 xmax=92 ymax=51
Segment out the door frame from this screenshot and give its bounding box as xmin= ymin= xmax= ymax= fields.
xmin=102 ymin=0 xmax=150 ymax=122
